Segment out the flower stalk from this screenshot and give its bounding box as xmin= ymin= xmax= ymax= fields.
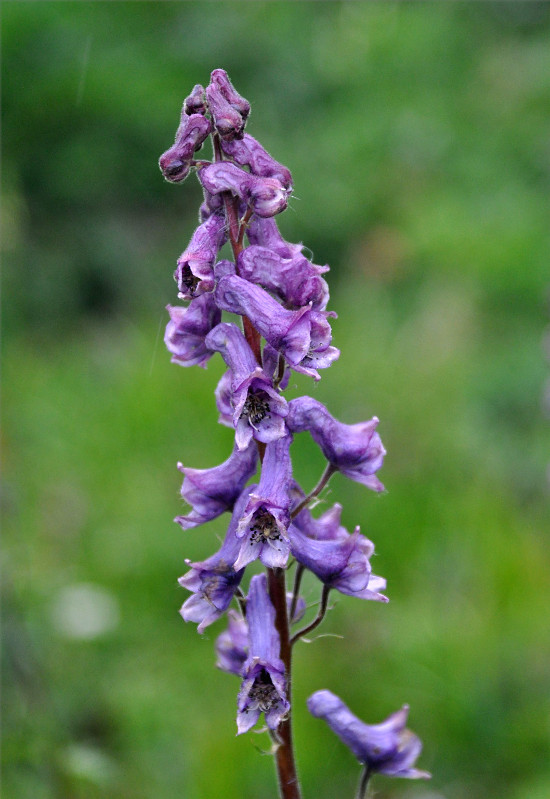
xmin=159 ymin=69 xmax=429 ymax=799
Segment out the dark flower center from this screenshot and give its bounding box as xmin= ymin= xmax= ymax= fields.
xmin=242 ymin=391 xmax=270 ymax=426
xmin=249 ymin=507 xmax=280 ymax=545
xmin=248 ymin=669 xmax=279 ymax=712
xmin=179 ymin=266 xmax=200 ymax=296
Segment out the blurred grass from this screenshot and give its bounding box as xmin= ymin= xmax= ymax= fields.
xmin=2 ymin=3 xmax=550 ymax=799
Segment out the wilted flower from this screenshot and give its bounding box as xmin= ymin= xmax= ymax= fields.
xmin=237 ymin=245 xmax=329 ymax=311
xmin=159 ymin=110 xmax=211 ymax=183
xmin=307 ymin=691 xmax=430 ymax=779
xmin=199 ymin=162 xmax=289 ymax=218
xmin=175 ymin=212 xmax=227 ymax=299
xmin=221 ymin=133 xmax=293 ymax=190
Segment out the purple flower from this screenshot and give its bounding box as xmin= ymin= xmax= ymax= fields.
xmin=221 ymin=134 xmax=292 ymax=190
xmin=183 ymin=84 xmax=207 ymax=116
xmin=175 ymin=212 xmax=227 ymax=299
xmin=234 ymin=436 xmax=293 ymax=570
xmin=178 ymin=488 xmax=250 ymax=633
xmin=174 ymin=442 xmax=258 ymax=530
xmin=198 ymin=162 xmax=289 ymax=218
xmin=292 ymin=500 xmax=348 ymax=541
xmin=237 ymin=245 xmax=330 ymax=311
xmin=164 ymin=294 xmax=221 ymax=368
xmin=237 ymin=574 xmax=289 ymax=734
xmin=159 ymin=111 xmax=212 ymax=183
xmin=216 ymin=610 xmax=249 ymax=675
xmin=215 ymin=275 xmax=339 ymax=380
xmin=205 ymin=322 xmax=288 ymax=450
xmin=206 ymin=69 xmax=250 ymax=141
xmin=287 ymin=397 xmax=385 ymax=490
xmin=307 ymin=691 xmax=430 ymax=779
xmin=246 ymin=216 xmax=304 ymax=260
xmin=210 ymin=69 xmax=251 ymax=122
xmin=216 ymin=592 xmax=305 ymax=677
xmin=289 ymin=523 xmax=387 ymax=602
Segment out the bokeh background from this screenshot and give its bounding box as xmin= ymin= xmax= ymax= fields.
xmin=2 ymin=3 xmax=550 ymax=798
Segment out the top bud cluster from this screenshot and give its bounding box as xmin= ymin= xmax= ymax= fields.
xmin=159 ymin=70 xmax=428 ymax=788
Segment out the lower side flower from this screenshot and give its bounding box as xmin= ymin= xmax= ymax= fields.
xmin=307 ymin=691 xmax=430 ymax=780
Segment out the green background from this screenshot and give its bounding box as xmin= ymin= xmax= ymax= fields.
xmin=2 ymin=3 xmax=549 ymax=798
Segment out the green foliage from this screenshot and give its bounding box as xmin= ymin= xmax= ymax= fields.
xmin=3 ymin=3 xmax=550 ymax=799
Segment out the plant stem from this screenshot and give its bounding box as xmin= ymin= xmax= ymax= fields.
xmin=291 ymin=463 xmax=336 ymax=520
xmin=355 ymin=766 xmax=372 ymax=799
xmin=289 ymin=564 xmax=305 ymax=625
xmin=291 ymin=584 xmax=331 ymax=647
xmin=268 ymin=568 xmax=302 ymax=799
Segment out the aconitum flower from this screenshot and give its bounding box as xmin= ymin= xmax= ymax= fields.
xmin=206 ymin=68 xmax=250 ymax=141
xmin=183 ymin=84 xmax=207 ymax=116
xmin=215 ymin=275 xmax=339 ymax=380
xmin=307 ymin=691 xmax=430 ymax=780
xmin=289 ymin=525 xmax=388 ymax=602
xmin=174 ymin=442 xmax=258 ymax=530
xmin=216 ymin=610 xmax=249 ymax=675
xmin=175 ymin=212 xmax=227 ymax=299
xmin=164 ymin=294 xmax=221 ymax=368
xmin=205 ymin=322 xmax=288 ymax=449
xmin=221 ymin=133 xmax=293 ymax=190
xmin=287 ymin=396 xmax=386 ymax=490
xmin=237 ymin=574 xmax=289 ymax=734
xmin=246 ymin=215 xmax=304 ymax=260
xmin=159 ymin=111 xmax=212 ymax=183
xmin=237 ymin=245 xmax=330 ymax=311
xmin=198 ymin=162 xmax=289 ymax=218
xmin=234 ymin=435 xmax=293 ymax=570
xmin=178 ymin=487 xmax=250 ymax=633
xmin=216 ymin=592 xmax=306 ymax=677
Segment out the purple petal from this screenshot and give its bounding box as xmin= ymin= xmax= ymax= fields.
xmin=307 ymin=691 xmax=430 ymax=779
xmin=287 ymin=397 xmax=386 ymax=489
xmin=164 ymin=295 xmax=221 ymax=368
xmin=174 ymin=442 xmax=258 ymax=530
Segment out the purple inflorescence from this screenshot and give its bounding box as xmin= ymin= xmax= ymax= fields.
xmin=159 ymin=68 xmax=428 ymax=788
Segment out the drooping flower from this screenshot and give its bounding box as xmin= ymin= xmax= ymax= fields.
xmin=183 ymin=84 xmax=207 ymax=116
xmin=307 ymin=691 xmax=431 ymax=780
xmin=215 ymin=274 xmax=339 ymax=380
xmin=234 ymin=435 xmax=293 ymax=570
xmin=289 ymin=523 xmax=387 ymax=602
xmin=198 ymin=162 xmax=289 ymax=218
xmin=216 ymin=592 xmax=305 ymax=677
xmin=216 ymin=610 xmax=249 ymax=675
xmin=159 ymin=109 xmax=212 ymax=183
xmin=175 ymin=212 xmax=227 ymax=299
xmin=164 ymin=294 xmax=221 ymax=368
xmin=246 ymin=215 xmax=305 ymax=260
xmin=205 ymin=322 xmax=288 ymax=449
xmin=178 ymin=487 xmax=250 ymax=633
xmin=237 ymin=573 xmax=289 ymax=734
xmin=221 ymin=133 xmax=293 ymax=190
xmin=237 ymin=245 xmax=330 ymax=311
xmin=174 ymin=442 xmax=257 ymax=530
xmin=287 ymin=397 xmax=386 ymax=490
xmin=206 ymin=69 xmax=250 ymax=141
